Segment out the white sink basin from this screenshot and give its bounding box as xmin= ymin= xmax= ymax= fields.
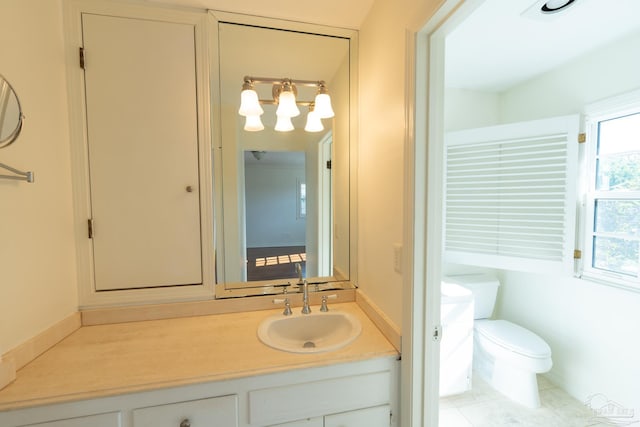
xmin=257 ymin=310 xmax=362 ymax=354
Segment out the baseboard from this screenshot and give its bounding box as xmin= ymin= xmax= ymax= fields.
xmin=3 ymin=312 xmax=82 ymax=372
xmin=355 ymin=290 xmax=401 ymax=351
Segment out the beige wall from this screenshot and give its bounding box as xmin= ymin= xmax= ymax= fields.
xmin=357 ymin=0 xmax=442 ymax=329
xmin=0 ymin=0 xmax=78 ymax=354
xmin=0 ymin=0 xmax=446 ymax=354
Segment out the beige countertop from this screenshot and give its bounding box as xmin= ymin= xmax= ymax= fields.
xmin=0 ymin=302 xmax=398 ymax=411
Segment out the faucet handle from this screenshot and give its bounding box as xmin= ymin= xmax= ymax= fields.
xmin=273 ymin=298 xmax=293 ymax=316
xmin=320 ymin=294 xmax=338 ymax=312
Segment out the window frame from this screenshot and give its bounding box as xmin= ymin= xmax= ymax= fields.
xmin=582 ymin=91 xmax=640 ymax=291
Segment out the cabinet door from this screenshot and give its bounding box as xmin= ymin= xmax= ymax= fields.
xmin=268 ymin=417 xmax=323 ymax=427
xmin=133 ymin=395 xmax=238 ymax=427
xmin=82 ymin=13 xmax=203 ymax=291
xmin=324 ymin=405 xmax=390 ymax=427
xmin=19 ymin=412 xmax=121 ymax=427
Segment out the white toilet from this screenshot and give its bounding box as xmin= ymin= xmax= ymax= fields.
xmin=447 ymin=274 xmax=552 ymax=408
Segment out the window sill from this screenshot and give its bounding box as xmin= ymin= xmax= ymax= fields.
xmin=578 ymin=271 xmax=640 ymax=293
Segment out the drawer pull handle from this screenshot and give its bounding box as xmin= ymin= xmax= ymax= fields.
xmin=180 ymin=419 xmax=191 ymax=427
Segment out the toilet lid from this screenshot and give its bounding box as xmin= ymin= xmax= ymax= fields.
xmin=475 ymin=320 xmax=551 ymax=358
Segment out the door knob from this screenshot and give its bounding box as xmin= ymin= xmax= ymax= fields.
xmin=180 ymin=419 xmax=191 ymax=427
xmin=186 ymin=185 xmax=194 ymax=193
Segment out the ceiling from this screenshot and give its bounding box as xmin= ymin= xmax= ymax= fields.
xmin=144 ymin=0 xmax=374 ymax=29
xmin=446 ymin=0 xmax=640 ymax=92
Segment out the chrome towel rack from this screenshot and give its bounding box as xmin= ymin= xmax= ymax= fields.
xmin=0 ymin=162 xmax=34 ymax=183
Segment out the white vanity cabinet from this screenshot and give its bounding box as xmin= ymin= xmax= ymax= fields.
xmin=0 ymin=357 xmax=398 ymax=427
xmin=248 ymin=370 xmax=393 ymax=426
xmin=268 ymin=404 xmax=391 ymax=427
xmin=268 ymin=418 xmax=323 ymax=427
xmin=324 ymin=405 xmax=391 ymax=427
xmin=132 ymin=395 xmax=238 ymax=427
xmin=18 ymin=412 xmax=122 ymax=427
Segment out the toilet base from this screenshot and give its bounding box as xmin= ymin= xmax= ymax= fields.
xmin=474 ymin=344 xmax=542 ymax=408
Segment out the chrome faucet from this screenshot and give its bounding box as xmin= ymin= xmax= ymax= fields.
xmin=301 ymin=280 xmax=311 ymax=314
xmin=295 ymin=262 xmax=304 ymax=285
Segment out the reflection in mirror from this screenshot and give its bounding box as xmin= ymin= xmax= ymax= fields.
xmin=214 ymin=15 xmax=354 ymax=296
xmin=244 ymin=150 xmax=328 ymax=282
xmin=0 ymin=75 xmax=23 ymax=148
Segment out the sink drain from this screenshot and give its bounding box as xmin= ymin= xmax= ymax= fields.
xmin=303 ymin=341 xmax=316 ymax=349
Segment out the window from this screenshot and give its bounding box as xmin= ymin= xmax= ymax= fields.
xmin=297 ymin=179 xmax=306 ymax=219
xmin=583 ymin=99 xmax=640 ymax=289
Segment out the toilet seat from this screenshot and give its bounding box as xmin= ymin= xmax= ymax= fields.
xmin=475 ymin=319 xmax=551 ymax=359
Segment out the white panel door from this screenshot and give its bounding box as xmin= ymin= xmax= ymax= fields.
xmin=20 ymin=412 xmax=121 ymax=427
xmin=82 ymin=13 xmax=202 ymax=290
xmin=132 ymin=395 xmax=238 ymax=427
xmin=324 ymin=405 xmax=391 ymax=427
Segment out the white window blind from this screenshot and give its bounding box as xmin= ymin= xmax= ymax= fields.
xmin=444 ymin=115 xmax=580 ymax=275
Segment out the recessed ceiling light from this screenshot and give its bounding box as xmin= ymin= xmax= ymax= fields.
xmin=540 ymin=0 xmax=577 ymax=14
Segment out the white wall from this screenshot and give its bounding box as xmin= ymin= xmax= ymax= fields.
xmin=0 ymin=0 xmax=78 ymax=354
xmin=492 ymin=31 xmax=640 ymax=410
xmin=357 ymin=0 xmax=440 ymax=330
xmin=244 ymin=163 xmax=306 ymax=247
xmin=444 ymin=88 xmax=500 ymax=132
xmin=500 ymin=30 xmax=640 ymax=123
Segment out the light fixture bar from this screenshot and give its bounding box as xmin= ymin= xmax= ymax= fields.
xmin=244 ymin=76 xmax=327 ymax=88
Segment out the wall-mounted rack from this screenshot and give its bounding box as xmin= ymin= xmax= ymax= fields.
xmin=0 ymin=162 xmax=34 ymax=183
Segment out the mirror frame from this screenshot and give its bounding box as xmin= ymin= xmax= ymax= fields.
xmin=210 ymin=11 xmax=359 ymax=298
xmin=0 ymin=74 xmax=24 ymax=149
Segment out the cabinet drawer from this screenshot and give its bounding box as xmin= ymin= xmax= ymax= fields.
xmin=19 ymin=412 xmax=121 ymax=427
xmin=249 ymin=371 xmax=390 ymax=426
xmin=133 ymin=395 xmax=238 ymax=427
xmin=325 ymin=405 xmax=391 ymax=427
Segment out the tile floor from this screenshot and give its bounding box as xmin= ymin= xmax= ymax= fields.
xmin=439 ymin=374 xmax=617 ymax=426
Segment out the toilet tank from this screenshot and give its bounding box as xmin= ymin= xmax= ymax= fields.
xmin=444 ymin=274 xmax=500 ymax=319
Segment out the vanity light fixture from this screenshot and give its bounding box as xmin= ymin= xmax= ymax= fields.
xmin=244 ymin=114 xmax=264 ymax=132
xmin=239 ymin=76 xmax=334 ymax=132
xmin=238 ymin=80 xmax=264 ymax=116
xmin=313 ymin=83 xmax=335 ymax=119
xmin=304 ymin=104 xmax=324 ymax=133
xmin=275 ymin=79 xmax=300 ymax=118
xmin=275 ymin=114 xmax=295 ymax=132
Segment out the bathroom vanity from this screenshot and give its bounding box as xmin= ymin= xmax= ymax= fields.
xmin=0 ymin=2 xmax=394 ymax=425
xmin=0 ymin=303 xmax=399 ymax=426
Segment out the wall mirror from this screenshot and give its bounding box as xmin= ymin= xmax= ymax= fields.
xmin=0 ymin=74 xmax=23 ymax=149
xmin=212 ymin=12 xmax=357 ymax=297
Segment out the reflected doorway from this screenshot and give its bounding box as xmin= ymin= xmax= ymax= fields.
xmin=244 ymin=150 xmax=307 ymax=281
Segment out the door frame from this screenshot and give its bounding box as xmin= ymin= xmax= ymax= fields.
xmin=402 ymin=0 xmax=485 ymax=425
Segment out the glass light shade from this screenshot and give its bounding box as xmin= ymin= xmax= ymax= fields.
xmin=276 ymin=90 xmax=300 ymax=118
xmin=244 ymin=114 xmax=264 ymax=132
xmin=275 ymin=115 xmax=294 ymax=132
xmin=304 ymin=111 xmax=324 ymax=132
xmin=239 ymin=89 xmax=263 ymax=116
xmin=314 ymin=93 xmax=334 ymax=118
